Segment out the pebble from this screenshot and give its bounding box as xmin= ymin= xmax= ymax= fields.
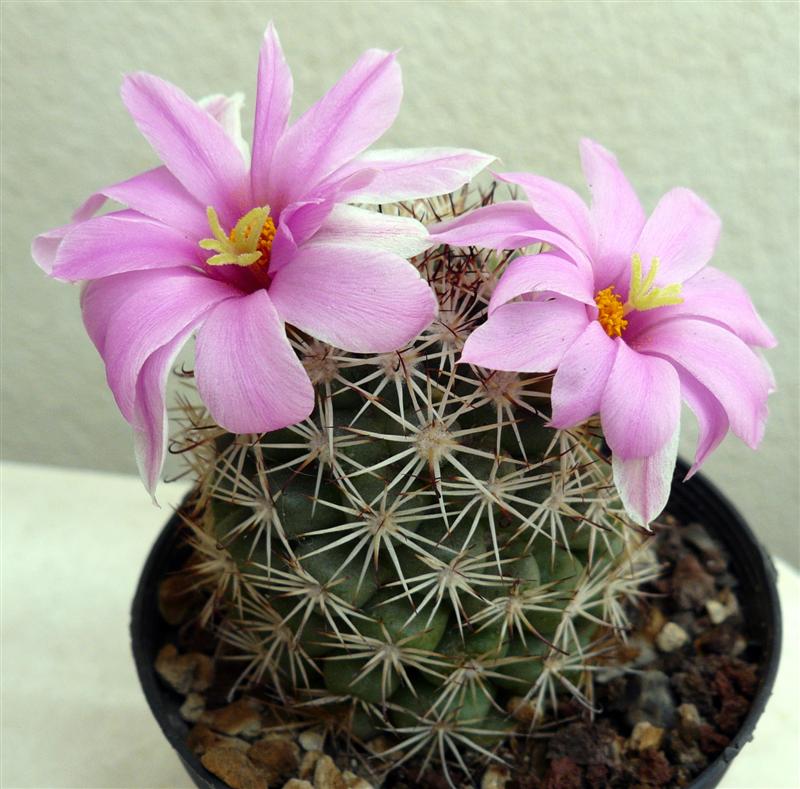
xmin=248 ymin=735 xmax=300 ymax=784
xmin=299 ymin=729 xmax=325 ymax=752
xmin=203 ymin=699 xmax=263 ymax=739
xmin=200 ymin=745 xmax=264 ymax=789
xmin=179 ymin=692 xmax=206 ymax=723
xmin=299 ymin=750 xmax=321 ymax=780
xmin=283 ymin=781 xmax=314 ymax=789
xmin=154 ymin=644 xmax=214 ymax=695
xmin=629 ymin=721 xmax=665 ymax=751
xmin=706 ymin=589 xmax=739 ymax=625
xmin=506 ymin=696 xmax=536 ymax=724
xmin=678 ymin=703 xmax=701 ymax=729
xmin=656 ymin=622 xmax=689 ymax=653
xmin=342 ymin=770 xmax=374 ymax=789
xmin=314 ymin=754 xmax=347 ymax=789
xmin=482 ymin=764 xmax=511 ymax=789
xmin=627 ymin=670 xmax=677 ymax=728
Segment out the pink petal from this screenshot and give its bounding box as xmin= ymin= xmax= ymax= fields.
xmin=132 ymin=320 xmax=200 ymax=497
xmin=634 ymin=187 xmax=721 ymax=285
xmin=612 ymin=421 xmax=680 ymax=528
xmin=73 ymin=167 xmax=208 ymax=239
xmin=428 ymin=202 xmax=544 ymax=249
xmin=579 ymin=139 xmax=646 ymax=287
xmin=626 ymin=266 xmax=776 ymax=349
xmin=194 ymin=290 xmax=314 ymax=434
xmin=673 ymin=364 xmax=729 ymax=479
xmin=199 ymin=93 xmax=249 ymax=161
xmin=632 ymin=318 xmax=771 ymax=449
xmin=600 ymin=341 xmax=681 ymax=460
xmin=251 ymin=22 xmax=293 ymax=204
xmin=269 ymin=244 xmax=437 ymax=353
xmin=32 ymin=222 xmax=72 ymax=274
xmin=52 ymin=211 xmax=201 ymax=282
xmin=497 ymin=172 xmax=593 ymax=254
xmin=269 ymin=50 xmax=401 ymax=210
xmin=489 ymin=252 xmax=595 ymax=314
xmin=307 ymin=205 xmax=431 ymax=258
xmin=550 ymin=321 xmax=619 ymax=428
xmin=121 ymin=72 xmax=250 ymax=225
xmin=322 ymin=147 xmax=495 ymax=204
xmin=81 ymin=268 xmax=238 ymax=421
xmin=460 ymin=298 xmax=589 ymax=372
xmin=269 ymin=199 xmax=331 ymax=273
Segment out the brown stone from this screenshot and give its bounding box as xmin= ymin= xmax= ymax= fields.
xmin=299 ymin=750 xmax=321 ymax=780
xmin=180 ymin=692 xmax=206 ymax=723
xmin=629 ymin=721 xmax=665 ymax=752
xmin=155 ymin=644 xmax=214 ymax=695
xmin=314 ymin=754 xmax=347 ymax=789
xmin=248 ymin=735 xmax=300 ymax=784
xmin=187 ymin=724 xmax=220 ymax=756
xmin=201 ymin=745 xmax=266 ymax=789
xmin=507 ymin=696 xmax=536 ymax=724
xmin=342 ymin=771 xmax=374 ymax=789
xmin=283 ymin=781 xmax=314 ymax=789
xmin=205 ymin=699 xmax=263 ymax=738
xmin=158 ymin=572 xmax=197 ymax=625
xmin=482 ymin=764 xmax=511 ymax=789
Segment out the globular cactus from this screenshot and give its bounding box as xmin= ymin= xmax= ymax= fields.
xmin=171 ymin=188 xmax=659 ymax=780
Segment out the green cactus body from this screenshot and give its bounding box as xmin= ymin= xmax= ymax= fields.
xmin=172 ymin=190 xmax=659 ymax=775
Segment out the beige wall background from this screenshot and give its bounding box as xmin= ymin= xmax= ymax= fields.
xmin=2 ymin=0 xmax=798 ymax=564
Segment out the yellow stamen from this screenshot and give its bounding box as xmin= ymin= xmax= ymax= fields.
xmin=199 ymin=206 xmax=276 ymax=270
xmin=624 ymin=254 xmax=684 ymax=314
xmin=595 ymin=286 xmax=628 ymax=338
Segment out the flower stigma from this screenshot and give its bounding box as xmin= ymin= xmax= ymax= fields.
xmin=624 ymin=254 xmax=683 ymax=314
xmin=200 ymin=206 xmax=276 ymax=275
xmin=595 ymin=286 xmax=628 ymax=337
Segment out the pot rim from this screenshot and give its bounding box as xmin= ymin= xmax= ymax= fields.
xmin=130 ymin=460 xmax=783 ymax=789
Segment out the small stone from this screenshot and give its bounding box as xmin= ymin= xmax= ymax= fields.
xmin=180 ymin=692 xmax=206 ymax=723
xmin=672 ymin=554 xmax=716 ymax=610
xmin=629 ymin=721 xmax=664 ymax=752
xmin=482 ymin=764 xmax=511 ymax=789
xmin=205 ymin=699 xmax=263 ymax=739
xmin=706 ymin=589 xmax=739 ymax=625
xmin=299 ymin=729 xmax=325 ymax=752
xmin=201 ymin=745 xmax=263 ymax=789
xmin=507 ymin=696 xmax=536 ymax=724
xmin=656 ymin=622 xmax=689 ymax=653
xmin=678 ymin=703 xmax=701 ymax=729
xmin=643 ymin=607 xmax=666 ymax=639
xmin=158 ymin=573 xmax=197 ymax=625
xmin=248 ymin=735 xmax=300 ymax=783
xmin=187 ymin=724 xmax=220 ymax=756
xmin=314 ymin=754 xmax=347 ymax=789
xmin=154 ymin=644 xmax=214 ymax=695
xmin=299 ymin=750 xmax=321 ymax=780
xmin=342 ymin=771 xmax=374 ymax=789
xmin=283 ymin=781 xmax=314 ymax=789
xmin=627 ymin=670 xmax=677 ymax=728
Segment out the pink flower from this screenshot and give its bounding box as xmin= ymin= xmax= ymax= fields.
xmin=32 ymin=23 xmax=493 ymax=495
xmin=430 ymin=139 xmax=776 ymax=527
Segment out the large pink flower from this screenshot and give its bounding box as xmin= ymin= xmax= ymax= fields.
xmin=430 ymin=139 xmax=776 ymax=526
xmin=32 ymin=24 xmax=493 ymax=494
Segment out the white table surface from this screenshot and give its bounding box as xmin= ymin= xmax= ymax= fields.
xmin=2 ymin=461 xmax=798 ymax=789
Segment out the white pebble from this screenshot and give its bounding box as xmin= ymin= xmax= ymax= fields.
xmin=656 ymin=622 xmax=689 ymax=652
xmin=298 ymin=729 xmax=324 ymax=752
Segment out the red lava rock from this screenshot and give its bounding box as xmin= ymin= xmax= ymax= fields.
xmin=715 ymin=695 xmax=750 ymax=735
xmin=722 ymin=659 xmax=759 ymax=697
xmin=671 ymin=554 xmax=716 ymax=611
xmin=697 ymin=724 xmax=730 ymax=756
xmin=633 ymin=749 xmax=674 ymax=786
xmin=544 ymin=757 xmax=583 ymax=789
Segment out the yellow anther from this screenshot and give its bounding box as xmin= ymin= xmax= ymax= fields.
xmin=625 ymin=254 xmax=684 ymax=314
xmin=594 ymin=286 xmax=628 ymax=338
xmin=199 ymin=206 xmax=276 ymax=269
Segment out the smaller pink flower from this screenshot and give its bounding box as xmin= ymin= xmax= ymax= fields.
xmin=32 ymin=23 xmax=493 ymax=495
xmin=430 ymin=139 xmax=776 ymax=526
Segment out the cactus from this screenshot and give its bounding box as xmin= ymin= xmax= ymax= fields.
xmin=170 ymin=187 xmax=659 ymax=781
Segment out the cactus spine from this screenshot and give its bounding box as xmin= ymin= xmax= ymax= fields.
xmin=170 ymin=188 xmax=658 ymax=780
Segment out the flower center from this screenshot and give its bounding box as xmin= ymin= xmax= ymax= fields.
xmin=594 ymin=254 xmax=684 ymax=338
xmin=199 ymin=206 xmax=276 ymax=275
xmin=595 ymin=286 xmax=627 ymax=337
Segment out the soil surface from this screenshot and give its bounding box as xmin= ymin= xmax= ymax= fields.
xmin=156 ymin=514 xmax=764 ymax=789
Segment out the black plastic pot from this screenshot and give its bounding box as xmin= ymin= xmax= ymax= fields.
xmin=131 ymin=461 xmax=782 ymax=789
